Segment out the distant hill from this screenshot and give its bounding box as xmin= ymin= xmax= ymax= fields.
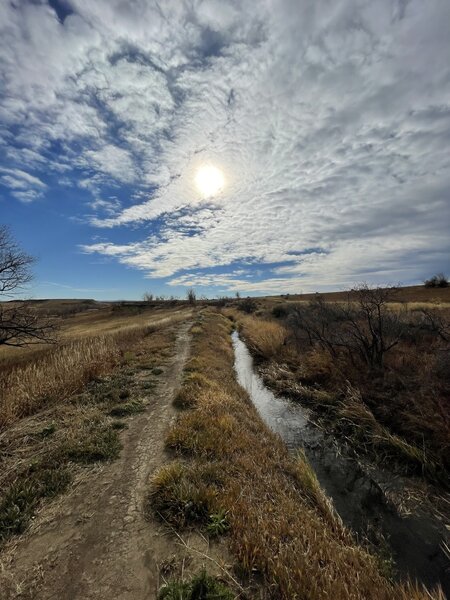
xmin=271 ymin=285 xmax=450 ymax=304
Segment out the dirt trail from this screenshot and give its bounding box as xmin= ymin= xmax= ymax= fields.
xmin=1 ymin=320 xmax=192 ymax=600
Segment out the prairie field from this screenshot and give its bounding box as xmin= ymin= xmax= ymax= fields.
xmin=0 ymin=292 xmax=448 ymax=598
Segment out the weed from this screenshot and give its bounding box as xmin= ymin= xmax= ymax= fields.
xmin=206 ymin=509 xmax=229 ymax=537
xmin=152 ymin=367 xmax=164 ymax=375
xmin=158 ymin=571 xmax=233 ymax=600
xmin=65 ymin=426 xmax=121 ymax=464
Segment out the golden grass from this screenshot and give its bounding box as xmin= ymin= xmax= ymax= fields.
xmin=151 ymin=310 xmax=444 ymax=599
xmin=237 ymin=313 xmax=286 ymax=359
xmin=0 ymin=336 xmax=119 ymax=427
xmin=0 ymin=319 xmax=181 ymax=546
xmin=0 ymin=311 xmax=190 ymax=429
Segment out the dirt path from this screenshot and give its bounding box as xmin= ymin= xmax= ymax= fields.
xmin=1 ymin=320 xmax=192 ymax=600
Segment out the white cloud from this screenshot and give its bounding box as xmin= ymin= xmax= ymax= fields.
xmin=0 ymin=167 xmax=47 ymax=202
xmin=1 ymin=0 xmax=450 ymax=291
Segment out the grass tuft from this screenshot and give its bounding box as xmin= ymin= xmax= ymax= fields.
xmin=158 ymin=570 xmax=233 ymax=600
xmin=109 ymin=400 xmax=145 ymax=418
xmin=64 ymin=426 xmax=121 ymax=464
xmin=149 ymin=462 xmax=220 ymax=529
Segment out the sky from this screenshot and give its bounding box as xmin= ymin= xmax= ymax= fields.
xmin=1 ymin=0 xmax=449 ymax=300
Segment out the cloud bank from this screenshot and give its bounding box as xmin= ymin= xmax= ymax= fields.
xmin=1 ymin=0 xmax=449 ymax=293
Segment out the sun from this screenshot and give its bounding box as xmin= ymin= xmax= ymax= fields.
xmin=195 ymin=164 xmax=225 ymax=198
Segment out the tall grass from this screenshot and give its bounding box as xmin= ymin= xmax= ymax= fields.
xmin=0 ymin=336 xmax=119 ymax=428
xmin=238 ymin=314 xmax=286 ymax=359
xmin=0 ymin=315 xmax=185 ymax=429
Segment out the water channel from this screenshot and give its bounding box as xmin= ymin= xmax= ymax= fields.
xmin=232 ymin=331 xmax=449 ymax=596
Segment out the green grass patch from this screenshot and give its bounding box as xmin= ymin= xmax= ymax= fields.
xmin=64 ymin=426 xmax=121 ymax=464
xmin=109 ymin=400 xmax=145 ymax=418
xmin=158 ymin=571 xmax=233 ymax=600
xmin=0 ymin=465 xmax=71 ymax=543
xmin=206 ymin=509 xmax=229 ymax=537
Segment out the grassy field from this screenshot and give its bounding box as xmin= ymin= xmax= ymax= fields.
xmin=0 ymin=303 xmax=190 ymax=428
xmin=149 ymin=309 xmax=444 ymax=599
xmin=1 ymin=291 xmax=447 ymax=597
xmin=0 ymin=303 xmax=191 ymax=547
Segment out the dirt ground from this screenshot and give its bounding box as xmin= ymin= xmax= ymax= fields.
xmin=0 ymin=319 xmax=231 ymax=599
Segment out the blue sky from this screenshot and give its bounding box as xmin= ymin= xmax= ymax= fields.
xmin=1 ymin=0 xmax=449 ymax=300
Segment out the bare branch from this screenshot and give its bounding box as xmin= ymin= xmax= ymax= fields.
xmin=0 ymin=226 xmax=57 ymax=347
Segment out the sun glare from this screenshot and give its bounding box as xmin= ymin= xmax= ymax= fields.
xmin=195 ymin=164 xmax=225 ymax=198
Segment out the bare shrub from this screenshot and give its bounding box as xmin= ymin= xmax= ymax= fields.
xmin=186 ymin=288 xmax=196 ymax=305
xmin=288 ymin=285 xmax=405 ymax=369
xmin=238 ymin=297 xmax=257 ymax=314
xmin=424 ymin=273 xmax=448 ymax=288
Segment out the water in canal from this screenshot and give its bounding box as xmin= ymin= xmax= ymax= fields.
xmin=232 ymin=331 xmax=449 ymax=596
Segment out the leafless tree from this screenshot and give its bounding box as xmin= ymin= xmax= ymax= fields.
xmin=0 ymin=225 xmax=34 ymax=294
xmin=0 ymin=226 xmax=56 ymax=347
xmin=288 ymin=285 xmax=405 ymax=369
xmin=142 ymin=291 xmax=154 ymax=302
xmin=186 ymin=288 xmax=196 ymax=305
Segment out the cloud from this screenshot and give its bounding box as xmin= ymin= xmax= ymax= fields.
xmin=0 ymin=167 xmax=47 ymax=202
xmin=1 ymin=0 xmax=450 ymax=291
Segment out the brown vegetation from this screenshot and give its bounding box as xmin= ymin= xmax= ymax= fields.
xmin=237 ymin=314 xmax=286 ymax=359
xmin=237 ymin=288 xmax=450 ymax=485
xmin=149 ymin=310 xmax=444 ymax=599
xmin=0 ymin=309 xmax=190 ymax=429
xmin=0 ymin=317 xmax=180 ymax=546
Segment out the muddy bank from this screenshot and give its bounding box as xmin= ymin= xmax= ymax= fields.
xmin=232 ymin=331 xmax=449 ymax=597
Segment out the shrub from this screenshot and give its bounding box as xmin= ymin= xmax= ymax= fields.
xmin=424 ymin=273 xmax=448 ymax=288
xmin=237 ymin=297 xmax=257 ymax=314
xmin=272 ymin=304 xmax=289 ymax=319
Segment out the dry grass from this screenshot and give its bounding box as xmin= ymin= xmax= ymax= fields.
xmin=237 ymin=314 xmax=286 ymax=359
xmin=150 ymin=310 xmax=444 ymax=600
xmin=239 ymin=309 xmax=449 ymax=485
xmin=0 ymin=317 xmax=181 ymax=545
xmin=0 ymin=336 xmax=119 ymax=428
xmin=0 ymin=310 xmax=190 ymax=429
